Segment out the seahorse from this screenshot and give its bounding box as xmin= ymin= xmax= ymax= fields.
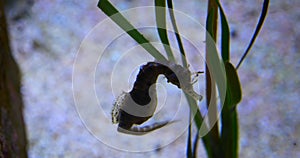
xmin=112 ymin=61 xmax=202 ymax=135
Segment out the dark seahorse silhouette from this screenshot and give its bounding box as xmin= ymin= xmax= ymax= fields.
xmin=112 ymin=61 xmax=202 ymax=135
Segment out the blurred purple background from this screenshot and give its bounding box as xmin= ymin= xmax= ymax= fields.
xmin=5 ymin=0 xmax=300 ymax=157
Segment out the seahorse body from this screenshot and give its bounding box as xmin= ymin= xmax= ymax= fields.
xmin=112 ymin=61 xmax=198 ymax=135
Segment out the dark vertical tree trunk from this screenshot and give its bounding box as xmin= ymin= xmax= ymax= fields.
xmin=0 ymin=0 xmax=28 ymax=157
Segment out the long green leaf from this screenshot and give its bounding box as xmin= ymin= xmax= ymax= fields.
xmin=204 ymin=6 xmax=220 ymax=158
xmin=187 ymin=112 xmax=193 ymax=158
xmin=215 ymin=0 xmax=230 ymax=62
xmin=184 ymin=93 xmax=203 ymax=132
xmin=236 ymin=0 xmax=270 ymax=69
xmin=203 ymin=4 xmax=229 ymax=157
xmin=167 ymin=0 xmax=188 ymax=67
xmin=155 ymin=0 xmax=175 ymax=62
xmin=97 ymin=0 xmax=167 ymax=62
xmin=206 ymin=7 xmax=216 ymax=39
xmin=192 ymin=131 xmax=200 ymax=158
xmin=184 ymin=92 xmax=207 ymax=157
